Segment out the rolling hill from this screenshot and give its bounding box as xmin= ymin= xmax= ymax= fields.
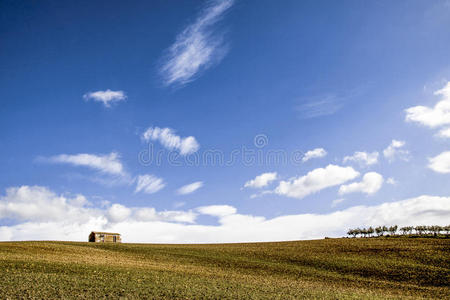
xmin=0 ymin=238 xmax=448 ymax=299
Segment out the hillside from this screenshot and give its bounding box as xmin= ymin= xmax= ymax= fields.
xmin=0 ymin=238 xmax=448 ymax=299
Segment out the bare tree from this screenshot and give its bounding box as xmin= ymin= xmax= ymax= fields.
xmin=347 ymin=229 xmax=358 ymax=238
xmin=400 ymin=227 xmax=409 ymax=235
xmin=444 ymin=225 xmax=450 ymax=235
xmin=388 ymin=225 xmax=398 ymax=236
xmin=375 ymin=226 xmax=383 ymax=237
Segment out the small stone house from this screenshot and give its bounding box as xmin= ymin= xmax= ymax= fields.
xmin=89 ymin=231 xmax=121 ymax=243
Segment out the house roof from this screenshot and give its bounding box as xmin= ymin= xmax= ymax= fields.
xmin=90 ymin=231 xmax=121 ymax=235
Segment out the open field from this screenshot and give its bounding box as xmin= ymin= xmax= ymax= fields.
xmin=0 ymin=238 xmax=448 ymax=299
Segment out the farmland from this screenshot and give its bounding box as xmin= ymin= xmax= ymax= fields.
xmin=0 ymin=238 xmax=448 ymax=299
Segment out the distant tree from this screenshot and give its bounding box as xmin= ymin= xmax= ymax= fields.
xmin=400 ymin=227 xmax=409 ymax=235
xmin=360 ymin=228 xmax=367 ymax=238
xmin=347 ymin=229 xmax=358 ymax=238
xmin=401 ymin=226 xmax=413 ymax=235
xmin=388 ymin=225 xmax=398 ymax=236
xmin=348 ymin=224 xmax=447 ymax=239
xmin=444 ymin=225 xmax=450 ymax=235
xmin=407 ymin=226 xmax=414 ymax=235
xmin=375 ymin=226 xmax=383 ymax=237
xmin=428 ymin=225 xmax=442 ymax=236
xmin=415 ymin=226 xmax=425 ymax=235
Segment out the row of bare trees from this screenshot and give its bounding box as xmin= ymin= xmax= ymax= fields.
xmin=347 ymin=225 xmax=450 ymax=238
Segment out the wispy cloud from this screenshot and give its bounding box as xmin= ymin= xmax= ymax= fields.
xmin=196 ymin=205 xmax=236 ymax=217
xmin=296 ymin=96 xmax=343 ymax=119
xmin=302 ymin=148 xmax=327 ymax=162
xmin=135 ymin=174 xmax=166 ymax=194
xmin=141 ymin=127 xmax=200 ymax=155
xmin=386 ymin=177 xmax=397 ymax=185
xmin=46 ymin=152 xmax=125 ymax=175
xmin=437 ymin=127 xmax=450 ymax=139
xmin=295 ymin=86 xmax=369 ymax=119
xmin=243 ymin=172 xmax=278 ymax=189
xmin=177 ymin=181 xmax=204 ymax=195
xmin=159 ymin=0 xmax=234 ymax=87
xmin=383 ymin=140 xmax=410 ymax=162
xmin=83 ymin=90 xmax=126 ymax=108
xmin=343 ymin=151 xmax=379 ymax=167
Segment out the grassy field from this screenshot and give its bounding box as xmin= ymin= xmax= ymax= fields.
xmin=0 ymin=238 xmax=448 ymax=299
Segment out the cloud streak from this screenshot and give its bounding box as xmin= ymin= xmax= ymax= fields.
xmin=135 ymin=174 xmax=166 ymax=194
xmin=83 ymin=90 xmax=126 ymax=107
xmin=343 ymin=151 xmax=379 ymax=167
xmin=177 ymin=181 xmax=204 ymax=195
xmin=159 ymin=0 xmax=234 ymax=86
xmin=46 ymin=152 xmax=125 ymax=176
xmin=244 ymin=172 xmax=278 ymax=189
xmin=141 ymin=127 xmax=200 ymax=155
xmin=302 ymin=148 xmax=327 ymax=162
xmin=383 ymin=140 xmax=409 ymax=162
xmin=295 ymin=96 xmax=344 ymax=119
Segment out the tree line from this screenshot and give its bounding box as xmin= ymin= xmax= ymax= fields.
xmin=347 ymin=225 xmax=450 ymax=238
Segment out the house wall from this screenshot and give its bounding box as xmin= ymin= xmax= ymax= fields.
xmin=92 ymin=233 xmax=121 ymax=243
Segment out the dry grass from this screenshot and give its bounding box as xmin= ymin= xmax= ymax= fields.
xmin=0 ymin=238 xmax=448 ymax=299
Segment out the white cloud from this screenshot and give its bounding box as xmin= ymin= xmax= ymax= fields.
xmin=302 ymin=148 xmax=327 ymax=162
xmin=177 ymin=181 xmax=203 ymax=195
xmin=196 ymin=205 xmax=236 ymax=217
xmin=338 ymin=172 xmax=384 ymax=195
xmin=83 ymin=90 xmax=126 ymax=107
xmin=1 ymin=186 xmax=449 ymax=243
xmin=243 ymin=172 xmax=277 ymax=189
xmin=274 ymin=165 xmax=359 ymax=199
xmin=405 ymin=81 xmax=450 ymax=128
xmin=47 ymin=152 xmax=125 ymax=175
xmin=386 ymin=177 xmax=397 ymax=185
xmin=428 ymin=151 xmax=450 ymax=174
xmin=249 ymin=190 xmax=273 ymax=199
xmin=134 ymin=208 xmax=197 ymax=224
xmin=0 ymin=186 xmax=96 ymax=223
xmin=383 ymin=140 xmax=409 ymax=162
xmin=107 ymin=204 xmax=131 ymax=223
xmin=160 ymin=0 xmax=234 ymax=86
xmin=141 ymin=127 xmax=199 ymax=155
xmin=437 ymin=127 xmax=450 ymax=139
xmin=135 ymin=175 xmax=165 ymax=194
xmin=343 ymin=151 xmax=379 ymax=167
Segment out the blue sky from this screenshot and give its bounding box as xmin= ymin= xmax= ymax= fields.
xmin=1 ymin=0 xmax=450 ymax=242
